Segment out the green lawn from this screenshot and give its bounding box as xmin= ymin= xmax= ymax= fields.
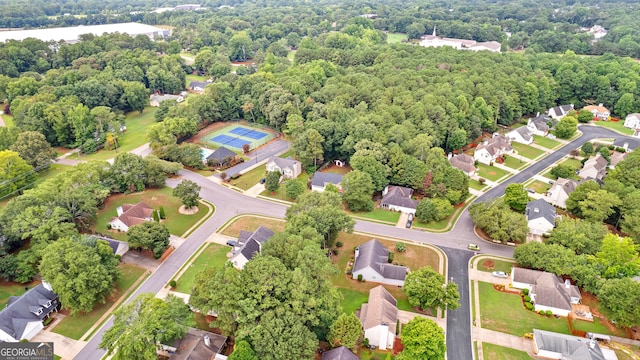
xmin=287 ymin=50 xmax=296 ymax=61
xmin=186 ymin=74 xmax=208 ymax=86
xmin=412 ymin=217 xmax=449 ymax=230
xmin=482 ymin=343 xmax=532 ymax=360
xmin=469 ymin=179 xmax=487 ymax=191
xmin=71 ymin=107 xmax=157 ymax=161
xmin=338 ymin=288 xmax=369 ymax=314
xmin=477 ymin=258 xmax=515 ymax=273
xmin=174 ymin=243 xmax=229 ymax=293
xmin=477 ymin=164 xmax=511 ymax=182
xmin=559 ymin=157 xmax=582 ymax=169
xmin=92 ymin=187 xmax=209 ymax=240
xmin=387 ymin=33 xmax=408 ymax=44
xmin=234 ymin=164 xmax=266 ymax=190
xmin=528 ymin=180 xmax=551 ymax=194
xmin=544 ymin=158 xmax=581 ymax=180
xmin=349 ymin=208 xmax=401 ymax=224
xmin=479 ymin=281 xmax=570 ymax=336
xmin=572 ymin=317 xmax=622 ymax=336
xmin=52 ymin=264 xmax=146 ymax=340
xmin=533 ymin=135 xmax=561 ymax=149
xmin=512 ymin=142 xmax=545 ymax=159
xmin=260 ymin=173 xmax=310 ymax=201
xmin=0 ymin=113 xmax=14 ymax=127
xmin=32 ymin=164 xmax=72 ymax=188
xmin=503 ymin=155 xmax=528 ymax=170
xmin=594 ymin=120 xmax=634 ymax=135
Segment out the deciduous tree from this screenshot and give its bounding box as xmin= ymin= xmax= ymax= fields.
xmin=285 ymin=179 xmax=305 ymax=200
xmin=341 ymin=170 xmax=374 ymax=211
xmin=597 ymin=278 xmax=640 ymax=328
xmin=10 ymin=131 xmax=57 ymax=170
xmin=172 ymin=179 xmax=201 ymax=209
xmin=328 ymin=313 xmax=363 ymax=350
xmin=595 ymin=234 xmax=640 ymax=279
xmin=504 ymin=183 xmax=529 ymax=213
xmin=403 ymin=267 xmax=460 ymax=311
xmin=265 ymin=171 xmax=281 ymax=193
xmin=397 ymin=318 xmax=446 ymax=360
xmin=127 ymin=222 xmax=170 ymax=259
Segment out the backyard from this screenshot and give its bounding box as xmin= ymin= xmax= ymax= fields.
xmin=594 ymin=120 xmax=635 ymax=135
xmin=527 ymin=180 xmax=551 ymax=194
xmin=477 ymin=164 xmax=511 ymax=182
xmin=348 ymin=207 xmax=401 ymax=224
xmin=533 ymin=135 xmax=561 ymax=149
xmin=260 ymin=173 xmax=311 ymax=201
xmin=482 ymin=343 xmax=532 ymax=360
xmin=220 ymin=216 xmax=285 ymax=238
xmin=234 ymin=164 xmax=266 ymax=190
xmin=477 ymin=258 xmax=515 ymax=273
xmin=386 ymin=33 xmax=408 ymax=44
xmin=542 ymin=157 xmax=582 ymax=180
xmin=511 ymin=142 xmax=545 ymax=160
xmin=0 ymin=113 xmax=14 ymax=127
xmin=0 ymin=280 xmax=39 ymax=308
xmin=174 ymin=243 xmax=229 ymax=293
xmin=52 ymin=264 xmax=146 ymax=340
xmin=92 ymin=187 xmax=210 ymax=241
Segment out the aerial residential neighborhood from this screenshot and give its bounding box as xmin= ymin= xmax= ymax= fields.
xmin=0 ymin=1 xmax=639 ymax=360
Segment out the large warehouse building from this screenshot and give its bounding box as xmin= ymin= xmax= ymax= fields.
xmin=0 ymin=22 xmax=169 ymax=43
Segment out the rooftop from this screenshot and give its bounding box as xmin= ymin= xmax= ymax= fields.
xmin=0 ymin=22 xmax=168 ymax=43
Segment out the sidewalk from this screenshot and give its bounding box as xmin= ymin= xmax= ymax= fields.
xmin=473 ymin=328 xmax=534 ymax=353
xmin=245 ymin=183 xmax=265 ymax=197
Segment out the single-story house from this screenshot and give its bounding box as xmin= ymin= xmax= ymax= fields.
xmin=449 ymin=153 xmax=476 ymax=176
xmin=266 ymin=156 xmax=302 ymax=179
xmin=311 ymin=172 xmax=343 ymax=192
xmin=546 ymin=178 xmax=578 ymax=209
xmin=547 ymin=104 xmax=574 ymax=120
xmin=624 ymin=113 xmax=640 ymax=130
xmin=506 ymin=126 xmax=534 ymax=144
xmin=230 ymin=226 xmax=274 ymax=270
xmin=578 ymin=154 xmax=608 ymax=181
xmin=511 ymin=268 xmax=581 ymax=317
xmin=473 ymin=134 xmax=513 ymax=165
xmin=0 ymin=282 xmax=58 ymax=342
xmin=359 ymin=286 xmax=397 ymax=350
xmin=380 ymin=185 xmax=419 ymax=214
xmin=149 ymin=94 xmax=183 ymax=107
xmin=158 ymin=327 xmax=227 ymax=360
xmin=109 ymin=202 xmax=155 ymax=232
xmin=322 ymin=346 xmax=359 ymax=360
xmin=352 ymin=239 xmax=407 ymax=286
xmin=206 ymin=146 xmax=237 ymax=167
xmin=525 ymin=199 xmax=557 ymax=235
xmin=533 ymin=329 xmax=609 ymax=360
xmin=188 ymin=81 xmax=211 ymax=93
xmin=527 ymin=114 xmax=551 ymax=136
xmin=101 ymin=237 xmax=130 ymax=256
xmin=583 ymin=104 xmax=610 ymax=121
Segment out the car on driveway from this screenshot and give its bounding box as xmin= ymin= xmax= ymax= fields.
xmin=226 ymin=240 xmax=237 ymax=247
xmin=492 ymin=271 xmax=508 ymax=278
xmin=468 ymin=243 xmax=480 ymax=251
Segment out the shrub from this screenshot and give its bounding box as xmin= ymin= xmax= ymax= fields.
xmin=525 ymin=302 xmax=534 ymax=310
xmin=523 ymin=333 xmax=534 ymax=339
xmin=332 ymin=249 xmax=339 ymax=255
xmin=608 ymin=145 xmax=615 ymax=150
xmin=169 ymin=280 xmax=177 ymax=288
xmin=395 ymin=243 xmax=406 ymax=252
xmin=478 ymin=178 xmax=486 ymax=184
xmin=220 ymin=171 xmax=227 ymax=181
xmin=545 ymin=310 xmax=553 ymax=317
xmin=616 ymin=147 xmax=626 ymax=153
xmin=106 ymin=223 xmax=112 ymax=230
xmin=524 ymin=295 xmax=531 ymax=302
xmin=489 ymin=161 xmax=494 ymax=166
xmin=159 ymin=206 xmax=166 ymax=219
xmin=152 ymin=210 xmax=160 ymax=222
xmin=522 ymin=288 xmax=529 ymax=296
xmin=357 ymin=274 xmax=363 ymax=282
xmin=336 ymin=241 xmax=343 ymax=248
xmin=387 ymin=251 xmax=394 ymax=263
xmin=363 ymin=338 xmax=369 ymax=347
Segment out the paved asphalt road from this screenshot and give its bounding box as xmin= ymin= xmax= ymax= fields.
xmin=222 ymin=139 xmax=290 ymax=178
xmin=74 ymin=125 xmax=637 ymax=360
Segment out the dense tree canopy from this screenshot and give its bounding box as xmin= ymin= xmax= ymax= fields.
xmin=403 ymin=267 xmax=460 ymax=311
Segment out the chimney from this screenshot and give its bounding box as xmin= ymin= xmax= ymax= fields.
xmin=599 ymin=103 xmax=604 ymax=107
xmin=483 ymin=140 xmax=489 ymax=145
xmin=354 ymin=247 xmax=360 ymax=259
xmin=536 ymin=112 xmax=540 ymax=117
xmin=378 ymin=323 xmax=389 ymax=350
xmin=565 ymin=279 xmax=571 ymax=289
xmin=448 ymin=153 xmax=453 ymax=160
xmin=204 ymin=335 xmax=210 ymax=347
xmin=534 ymin=208 xmax=539 ymax=213
xmin=589 ymin=340 xmax=596 ymax=350
xmin=42 ymin=280 xmax=53 ymax=292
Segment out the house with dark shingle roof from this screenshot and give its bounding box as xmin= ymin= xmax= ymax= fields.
xmin=527 ymin=114 xmax=552 ymax=136
xmin=380 ymin=185 xmax=419 ymax=214
xmin=506 ymin=126 xmax=534 ymax=144
xmin=158 ymin=327 xmax=227 ymax=360
xmin=449 ymin=153 xmax=476 ymax=176
xmin=206 ymin=146 xmax=237 ymax=167
xmin=547 ymin=104 xmax=574 ymax=120
xmin=230 ymin=226 xmax=274 ymax=269
xmin=578 ymin=154 xmax=608 ymax=181
xmin=109 ymin=202 xmax=154 ymax=232
xmin=188 ymin=81 xmax=210 ymax=93
xmin=0 ymin=282 xmax=58 ymax=342
xmin=525 ymin=199 xmax=557 ymax=235
xmin=311 ymin=172 xmax=344 ymax=192
xmin=473 ymin=134 xmax=513 ymax=165
xmin=352 ymin=239 xmax=407 ymax=286
xmin=533 ymin=329 xmax=607 ymax=360
xmin=511 ymin=268 xmax=581 ymax=316
xmin=546 ymin=178 xmax=578 ymax=209
xmin=359 ymin=286 xmax=398 ymax=350
xmin=266 ymin=156 xmax=302 ymax=179
xmin=322 ymin=346 xmax=359 ymax=360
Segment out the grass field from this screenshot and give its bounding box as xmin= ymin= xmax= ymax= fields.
xmin=260 ymin=173 xmax=310 ymax=201
xmin=0 ymin=113 xmax=14 ymax=127
xmin=174 ymin=243 xmax=229 ymax=293
xmin=387 ymin=33 xmax=408 ymax=44
xmin=235 ymin=164 xmax=266 ymax=190
xmin=186 ymin=74 xmax=208 ymax=86
xmin=533 ymin=135 xmax=561 ymax=149
xmin=528 ymin=180 xmax=551 ymax=194
xmin=595 ymin=120 xmax=635 ymax=135
xmin=348 ymin=208 xmax=401 ymax=224
xmin=482 ymin=343 xmax=532 ymax=360
xmin=512 ymin=142 xmax=545 ymax=159
xmin=71 ymin=107 xmax=157 ymax=161
xmin=0 ymin=281 xmax=39 ymax=308
xmin=469 ymin=179 xmax=487 ymax=191
xmin=543 ymin=158 xmax=582 ymax=180
xmin=479 ymin=281 xmax=570 ymax=336
xmin=220 ymin=216 xmax=286 ymax=238
xmin=477 ymin=258 xmax=515 ymax=273
xmin=92 ymin=187 xmax=209 ymax=240
xmin=477 ymin=164 xmax=511 ymax=181
xmin=52 ymin=264 xmax=146 ymax=340
xmin=503 ymin=155 xmax=528 ymax=170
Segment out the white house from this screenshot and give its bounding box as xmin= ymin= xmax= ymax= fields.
xmin=380 ymin=185 xmax=419 ymax=214
xmin=511 ymin=268 xmax=581 ymax=317
xmin=352 ymin=239 xmax=407 ymax=286
xmin=359 ymin=286 xmax=398 ymax=350
xmin=583 ymin=104 xmax=610 ymax=121
xmin=311 ymin=172 xmax=343 ymax=192
xmin=449 ymin=153 xmax=476 ymax=176
xmin=578 ymin=154 xmax=608 ymax=181
xmin=109 ymin=202 xmax=154 ymax=232
xmin=266 ymin=156 xmax=302 ymax=179
xmin=188 ymin=81 xmax=211 ymax=93
xmin=230 ymin=226 xmax=274 ymax=270
xmin=624 ymin=113 xmax=640 ymax=129
xmin=533 ymin=329 xmax=611 ymax=360
xmin=473 ymin=134 xmax=513 ymax=165
xmin=527 ymin=114 xmax=551 ymax=136
xmin=525 ymin=199 xmax=557 ymax=235
xmin=547 ymin=104 xmax=574 ymax=120
xmin=546 ymin=178 xmax=578 ymax=209
xmin=149 ymin=94 xmax=183 ymax=107
xmin=0 ymin=282 xmax=58 ymax=342
xmin=419 ymin=27 xmax=500 ymax=52
xmin=506 ymin=126 xmax=533 ymax=144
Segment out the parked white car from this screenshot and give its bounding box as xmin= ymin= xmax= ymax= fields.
xmin=492 ymin=271 xmax=508 ymax=278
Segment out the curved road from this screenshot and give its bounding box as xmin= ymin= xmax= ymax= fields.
xmin=74 ymin=125 xmax=638 ymax=360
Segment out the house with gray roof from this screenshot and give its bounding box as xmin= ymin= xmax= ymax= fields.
xmin=266 ymin=156 xmax=302 ymax=179
xmin=449 ymin=153 xmax=476 ymax=176
xmin=311 ymin=172 xmax=344 ymax=192
xmin=527 ymin=114 xmax=552 ymax=136
xmin=230 ymin=226 xmax=274 ymax=269
xmin=359 ymin=286 xmax=398 ymax=350
xmin=511 ymin=268 xmax=581 ymax=317
xmin=506 ymin=126 xmax=534 ymax=144
xmin=158 ymin=327 xmax=227 ymax=360
xmin=525 ymin=199 xmax=557 ymax=235
xmin=380 ymin=185 xmax=419 ymax=214
xmin=0 ymin=282 xmax=58 ymax=342
xmin=150 ymin=94 xmax=184 ymax=107
xmin=533 ymin=329 xmax=607 ymax=360
xmin=473 ymin=134 xmax=513 ymax=165
xmin=352 ymin=239 xmax=407 ymax=286
xmin=322 ymin=346 xmax=359 ymax=360
xmin=189 ymin=81 xmax=210 ymax=93
xmin=548 ymin=104 xmax=574 ymax=120
xmin=578 ymin=154 xmax=608 ymax=181
xmin=546 ymin=178 xmax=578 ymax=209
xmin=206 ymin=146 xmax=237 ymax=167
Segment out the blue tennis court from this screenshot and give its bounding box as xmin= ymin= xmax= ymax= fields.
xmin=229 ymin=127 xmax=268 ymax=140
xmin=210 ymin=134 xmax=251 ymax=149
